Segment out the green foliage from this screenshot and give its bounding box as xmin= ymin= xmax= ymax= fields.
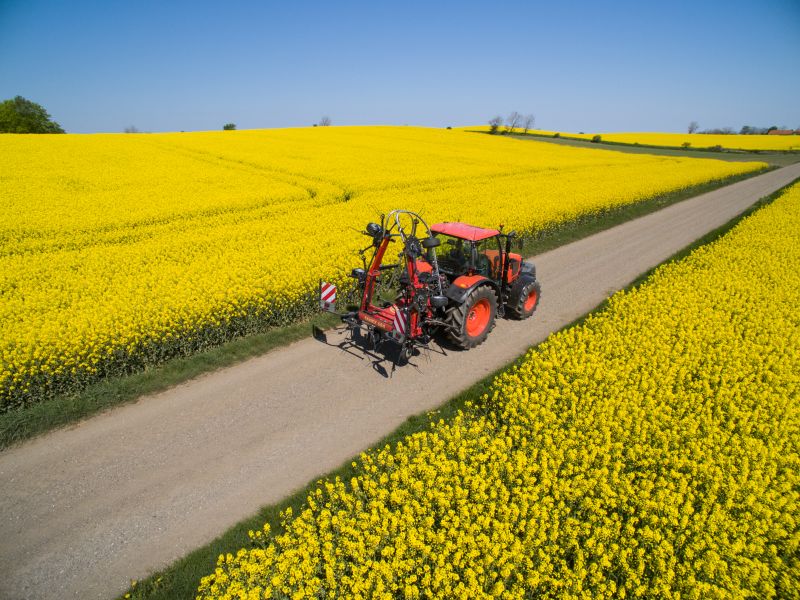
xmin=591 ymin=134 xmax=602 ymax=143
xmin=223 ymin=123 xmax=236 ymax=131
xmin=0 ymin=96 xmax=64 ymax=133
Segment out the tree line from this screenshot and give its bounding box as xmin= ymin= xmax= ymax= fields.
xmin=0 ymin=96 xmax=64 ymax=133
xmin=688 ymin=121 xmax=797 ymax=135
xmin=488 ymin=112 xmax=535 ymax=135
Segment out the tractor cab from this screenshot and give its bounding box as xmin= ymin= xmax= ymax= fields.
xmin=429 ymin=222 xmax=528 ymax=286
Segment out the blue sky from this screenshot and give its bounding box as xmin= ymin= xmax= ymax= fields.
xmin=1 ymin=0 xmax=798 ymax=133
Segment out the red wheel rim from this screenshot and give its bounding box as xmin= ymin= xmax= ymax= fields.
xmin=466 ymin=299 xmax=491 ymax=336
xmin=524 ymin=288 xmax=538 ymax=311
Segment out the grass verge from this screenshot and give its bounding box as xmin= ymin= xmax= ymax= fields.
xmin=0 ymin=168 xmax=769 ymax=451
xmin=118 ymin=176 xmax=798 ymax=600
xmin=0 ymin=312 xmax=340 ymax=449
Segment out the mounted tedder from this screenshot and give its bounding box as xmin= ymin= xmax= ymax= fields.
xmin=319 ymin=210 xmax=541 ymax=364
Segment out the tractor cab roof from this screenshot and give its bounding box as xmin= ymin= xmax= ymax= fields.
xmin=430 ymin=222 xmax=500 ymax=242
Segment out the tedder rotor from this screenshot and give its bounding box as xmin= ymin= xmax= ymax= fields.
xmin=319 ymin=210 xmax=541 ymax=364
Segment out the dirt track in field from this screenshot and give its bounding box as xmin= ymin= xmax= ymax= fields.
xmin=1 ymin=163 xmax=799 ymax=600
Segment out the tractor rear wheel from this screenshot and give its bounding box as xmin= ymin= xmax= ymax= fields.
xmin=446 ymin=286 xmax=497 ymax=349
xmin=508 ymin=278 xmax=541 ymax=319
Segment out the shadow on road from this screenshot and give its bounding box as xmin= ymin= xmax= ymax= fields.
xmin=311 ymin=324 xmax=449 ymax=378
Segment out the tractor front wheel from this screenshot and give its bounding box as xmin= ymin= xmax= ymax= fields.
xmin=508 ymin=278 xmax=541 ymax=319
xmin=446 ymin=286 xmax=497 ymax=349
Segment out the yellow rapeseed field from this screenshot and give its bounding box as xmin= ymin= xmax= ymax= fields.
xmin=466 ymin=126 xmax=800 ymax=151
xmin=0 ymin=127 xmax=765 ymax=407
xmin=197 ymin=182 xmax=800 ymax=599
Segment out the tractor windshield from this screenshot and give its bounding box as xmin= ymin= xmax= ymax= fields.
xmin=435 ymin=234 xmax=502 ymax=278
xmin=435 ymin=235 xmax=468 ymax=275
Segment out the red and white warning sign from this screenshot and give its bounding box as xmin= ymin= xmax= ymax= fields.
xmin=319 ymin=281 xmax=337 ymax=311
xmin=392 ymin=306 xmax=408 ymax=337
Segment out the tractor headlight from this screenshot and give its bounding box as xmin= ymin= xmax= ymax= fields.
xmin=366 ymin=222 xmax=383 ymax=237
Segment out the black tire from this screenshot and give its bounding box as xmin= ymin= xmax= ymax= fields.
xmin=446 ymin=285 xmax=497 ymax=349
xmin=397 ymin=343 xmax=414 ymax=366
xmin=507 ymin=278 xmax=541 ymax=319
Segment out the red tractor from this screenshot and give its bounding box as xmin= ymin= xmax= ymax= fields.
xmin=321 ymin=210 xmax=540 ymax=363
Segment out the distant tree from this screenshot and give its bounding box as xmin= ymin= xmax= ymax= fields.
xmin=522 ymin=114 xmax=535 ymax=134
xmin=0 ymin=96 xmax=64 ymax=133
xmin=591 ymin=134 xmax=602 ymax=143
xmin=701 ymin=126 xmax=736 ymax=134
xmin=223 ymin=123 xmax=236 ymax=130
xmin=687 ymin=121 xmax=699 ymax=134
xmin=767 ymin=126 xmax=777 ymax=132
xmin=319 ymin=116 xmax=332 ymax=126
xmin=124 ymin=126 xmax=139 ymax=133
xmin=488 ymin=115 xmax=503 ymax=134
xmin=505 ymin=111 xmax=521 ymax=133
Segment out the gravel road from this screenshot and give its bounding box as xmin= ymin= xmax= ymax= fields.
xmin=1 ymin=163 xmax=798 ymax=599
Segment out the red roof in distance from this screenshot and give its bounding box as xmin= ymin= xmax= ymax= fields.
xmin=431 ymin=222 xmax=500 ymax=241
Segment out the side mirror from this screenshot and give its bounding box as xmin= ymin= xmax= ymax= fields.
xmin=506 ymin=230 xmax=524 ymax=250
xmin=422 ymin=236 xmax=441 ymax=248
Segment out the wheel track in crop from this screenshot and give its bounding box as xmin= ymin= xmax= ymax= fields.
xmin=1 ymin=162 xmax=799 ymax=599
